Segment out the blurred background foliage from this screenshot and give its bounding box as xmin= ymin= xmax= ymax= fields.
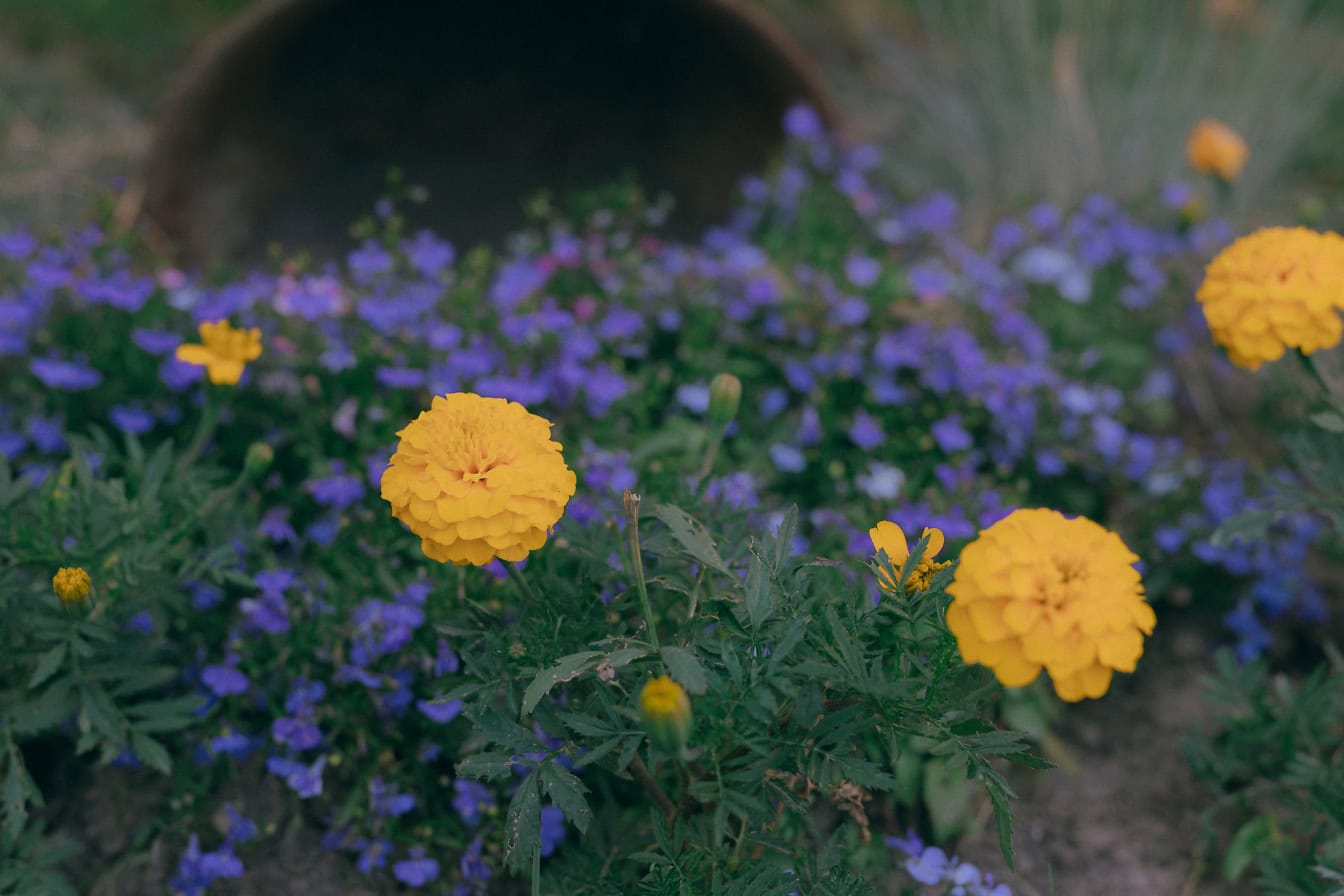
xmin=3 ymin=0 xmax=1344 ymax=232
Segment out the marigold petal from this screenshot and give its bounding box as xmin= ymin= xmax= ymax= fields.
xmin=869 ymin=521 xmax=910 ymax=567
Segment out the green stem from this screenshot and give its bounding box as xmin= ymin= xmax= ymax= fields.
xmin=689 ymin=427 xmax=725 ymax=493
xmin=623 ymin=491 xmax=660 ymax=650
xmin=507 ymin=561 xmax=542 ymax=606
xmin=178 ymin=388 xmax=220 ymax=471
xmin=531 ymin=843 xmax=541 ymax=896
xmin=1297 ymin=350 xmax=1333 ymax=397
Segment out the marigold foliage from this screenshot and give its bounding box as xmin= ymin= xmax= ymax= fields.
xmin=174 ymin=319 xmax=263 ymax=385
xmin=946 ymin=508 xmax=1156 ymax=702
xmin=51 ymin=566 xmax=91 ymax=604
xmin=1186 ymin=117 xmax=1249 ymax=181
xmin=1196 ymin=227 xmax=1344 ymax=370
xmin=869 ymin=521 xmax=950 ymax=593
xmin=380 ymin=393 xmax=577 ymax=566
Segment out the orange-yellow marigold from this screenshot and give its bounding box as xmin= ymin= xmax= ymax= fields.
xmin=945 ymin=508 xmax=1155 ymax=702
xmin=1196 ymin=227 xmax=1344 ymax=370
xmin=1186 ymin=118 xmax=1248 ymax=181
xmin=52 ymin=566 xmax=91 ymax=604
xmin=174 ymin=320 xmax=263 ymax=385
xmin=380 ymin=393 xmax=577 ymax=566
xmin=869 ymin=521 xmax=950 ymax=593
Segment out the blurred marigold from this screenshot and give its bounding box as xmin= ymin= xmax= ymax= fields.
xmin=175 ymin=320 xmax=263 ymax=385
xmin=380 ymin=393 xmax=576 ymax=566
xmin=869 ymin=521 xmax=949 ymax=593
xmin=1186 ymin=118 xmax=1248 ymax=181
xmin=639 ymin=675 xmax=693 ymax=752
xmin=946 ymin=508 xmax=1155 ymax=702
xmin=52 ymin=566 xmax=91 ymax=604
xmin=1197 ymin=227 xmax=1344 ymax=370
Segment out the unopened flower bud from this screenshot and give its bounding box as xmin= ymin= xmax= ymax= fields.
xmin=707 ymin=373 xmax=742 ymax=427
xmin=639 ymin=675 xmax=692 ymax=753
xmin=52 ymin=567 xmax=91 ymax=605
xmin=243 ymin=442 xmax=274 ymax=479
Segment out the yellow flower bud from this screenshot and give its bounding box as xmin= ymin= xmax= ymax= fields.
xmin=243 ymin=442 xmax=275 ymax=479
xmin=707 ymin=373 xmax=742 ymax=427
xmin=639 ymin=675 xmax=692 ymax=753
xmin=1186 ymin=118 xmax=1248 ymax=182
xmin=52 ymin=567 xmax=92 ymax=605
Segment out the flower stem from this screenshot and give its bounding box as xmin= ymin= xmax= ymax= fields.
xmin=1297 ymin=350 xmax=1334 ymax=397
xmin=178 ymin=388 xmax=220 ymax=471
xmin=622 ymin=491 xmax=660 ymax=650
xmin=531 ymin=844 xmax=541 ymax=896
xmin=507 ymin=562 xmax=541 ymax=606
xmin=689 ymin=427 xmax=724 ymax=494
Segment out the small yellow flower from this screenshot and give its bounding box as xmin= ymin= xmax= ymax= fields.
xmin=869 ymin=521 xmax=950 ymax=593
xmin=945 ymin=508 xmax=1155 ymax=702
xmin=1196 ymin=227 xmax=1344 ymax=370
xmin=380 ymin=393 xmax=577 ymax=566
xmin=52 ymin=567 xmax=92 ymax=604
xmin=175 ymin=320 xmax=263 ymax=385
xmin=1186 ymin=118 xmax=1248 ymax=182
xmin=639 ymin=675 xmax=693 ymax=752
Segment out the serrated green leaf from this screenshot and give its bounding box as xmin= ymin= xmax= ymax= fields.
xmin=27 ymin=643 xmax=67 ymax=690
xmin=987 ymin=780 xmax=1016 ymax=870
xmin=521 ymin=651 xmax=602 ymax=717
xmin=650 ymin=504 xmax=731 ymax=576
xmin=503 ymin=772 xmax=541 ymax=873
xmin=455 ymin=752 xmax=518 ymax=781
xmin=660 ymin=646 xmax=708 ymax=695
xmin=539 ymin=762 xmax=592 ymax=834
xmin=129 ymin=731 xmax=172 ymax=775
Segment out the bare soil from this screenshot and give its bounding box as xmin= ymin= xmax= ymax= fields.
xmin=955 ymin=607 xmax=1254 ymax=896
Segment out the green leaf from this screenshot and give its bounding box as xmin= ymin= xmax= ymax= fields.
xmin=1310 ymin=410 xmax=1344 ymax=433
xmin=539 ymin=762 xmax=592 ymax=834
xmin=28 ymin=643 xmax=67 ymax=690
xmin=129 ymin=731 xmax=172 ymax=775
xmin=1222 ymin=815 xmax=1274 ymax=882
xmin=660 ymin=646 xmax=708 ymax=695
xmin=649 ymin=504 xmax=731 ymax=576
xmin=521 ymin=651 xmax=603 ymax=717
xmin=986 ymin=780 xmax=1016 ymax=870
xmin=455 ymin=752 xmax=518 ymax=782
xmin=743 ymin=554 xmax=772 ymax=629
xmin=503 ymin=772 xmax=541 ymax=873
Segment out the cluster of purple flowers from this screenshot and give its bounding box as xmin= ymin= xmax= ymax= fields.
xmin=170 ymin=805 xmax=256 ymax=896
xmin=886 ymin=830 xmax=1011 ymax=896
xmin=0 ymin=102 xmax=1328 ymax=892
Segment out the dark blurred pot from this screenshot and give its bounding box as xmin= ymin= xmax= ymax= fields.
xmin=138 ymin=0 xmax=837 ymax=264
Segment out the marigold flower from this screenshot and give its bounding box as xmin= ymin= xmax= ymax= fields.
xmin=945 ymin=508 xmax=1155 ymax=702
xmin=175 ymin=320 xmax=263 ymax=385
xmin=869 ymin=521 xmax=950 ymax=593
xmin=1186 ymin=118 xmax=1248 ymax=181
xmin=1196 ymin=227 xmax=1344 ymax=370
xmin=639 ymin=675 xmax=692 ymax=752
xmin=52 ymin=566 xmax=91 ymax=604
xmin=380 ymin=393 xmax=576 ymax=566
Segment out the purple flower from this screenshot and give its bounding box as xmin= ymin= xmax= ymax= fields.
xmin=191 ymin=582 xmax=224 ymax=611
xmin=376 ymin=365 xmax=427 ymax=389
xmin=159 ymin=357 xmax=205 ymax=391
xmin=769 ymin=443 xmax=806 ymax=473
xmin=24 ymin=416 xmax=65 ymax=453
xmin=452 ymin=780 xmax=496 ymax=826
xmin=201 ymin=663 xmax=250 ymax=697
xmin=402 ymin=231 xmax=456 ymax=275
xmin=272 ymin=715 xmax=322 ymax=751
xmin=31 ymin=357 xmax=101 ymax=390
xmin=109 ymin=405 xmax=155 ymax=435
xmin=539 ymin=805 xmax=566 ymax=857
xmin=308 ymin=469 xmax=365 ymax=508
xmin=783 ymin=104 xmax=825 ymax=141
xmin=348 ymin=241 xmax=394 ymax=281
xmin=223 ymin=805 xmax=257 ymax=844
xmin=393 ymin=848 xmax=440 ymax=887
xmin=848 ymin=412 xmax=884 ymax=451
xmin=676 ymin=384 xmax=710 ymax=414
xmin=417 ymin=698 xmax=463 ymax=724
xmin=370 ymin=777 xmax=418 ymax=817
xmin=267 ymin=755 xmax=326 ymax=798
xmin=931 ymin=416 xmax=973 ymax=453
